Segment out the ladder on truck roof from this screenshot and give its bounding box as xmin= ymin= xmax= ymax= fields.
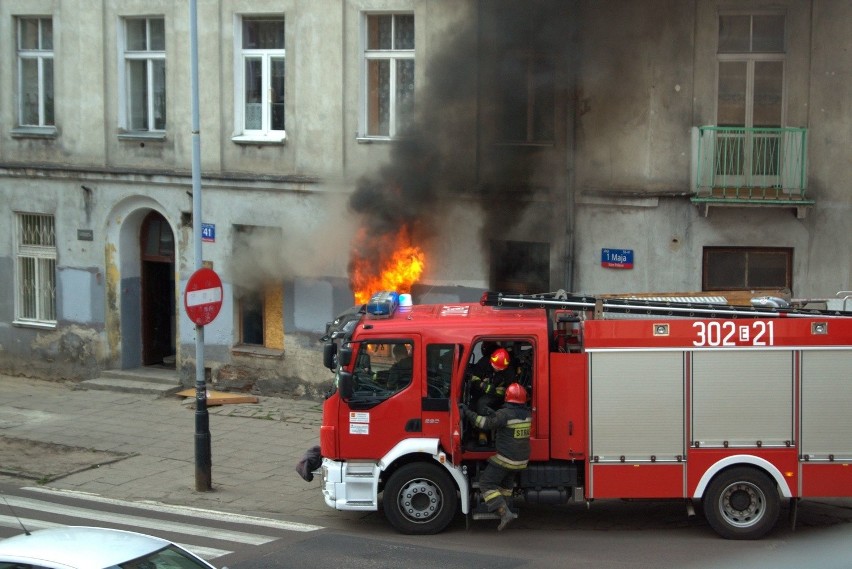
xmin=480 ymin=290 xmax=852 ymax=319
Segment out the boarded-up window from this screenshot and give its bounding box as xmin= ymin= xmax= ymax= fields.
xmin=232 ymin=225 xmax=284 ymax=350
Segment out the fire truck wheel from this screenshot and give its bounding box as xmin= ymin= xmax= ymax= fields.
xmin=382 ymin=462 xmax=458 ymax=535
xmin=703 ymin=466 xmax=780 ymax=540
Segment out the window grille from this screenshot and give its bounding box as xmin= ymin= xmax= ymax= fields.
xmin=16 ymin=213 xmax=57 ymax=325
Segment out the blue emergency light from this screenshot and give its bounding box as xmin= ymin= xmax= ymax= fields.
xmin=367 ymin=291 xmax=399 ymax=316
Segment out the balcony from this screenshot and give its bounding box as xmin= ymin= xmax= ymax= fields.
xmin=691 ymin=126 xmax=813 ymax=218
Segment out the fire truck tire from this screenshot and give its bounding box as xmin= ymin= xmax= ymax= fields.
xmin=703 ymin=466 xmax=780 ymax=540
xmin=382 ymin=462 xmax=458 ymax=535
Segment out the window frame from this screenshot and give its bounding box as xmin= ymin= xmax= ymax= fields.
xmin=702 ymin=246 xmax=793 ymax=292
xmin=714 ymin=12 xmax=787 ymax=187
xmin=118 ymin=16 xmax=166 ymax=136
xmin=15 ymin=16 xmax=55 ymax=132
xmin=232 ymin=15 xmax=286 ymax=144
xmin=231 ymin=225 xmax=284 ymax=351
xmin=359 ymin=12 xmax=415 ymax=140
xmin=14 ymin=213 xmax=57 ymax=328
xmin=715 ymin=12 xmax=787 ymax=129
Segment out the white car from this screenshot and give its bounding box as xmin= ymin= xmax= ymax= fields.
xmin=0 ymin=526 xmax=218 ymax=569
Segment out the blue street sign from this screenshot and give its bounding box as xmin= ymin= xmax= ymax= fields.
xmin=601 ymin=248 xmax=634 ymax=269
xmin=201 ymin=223 xmax=215 ymax=243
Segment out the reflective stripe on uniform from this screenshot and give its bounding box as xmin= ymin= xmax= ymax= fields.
xmin=482 ymin=489 xmax=503 ymax=504
xmin=489 ymin=453 xmax=529 ymax=470
xmin=506 ymin=418 xmax=531 ymax=439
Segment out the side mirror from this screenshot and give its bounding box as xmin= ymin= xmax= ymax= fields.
xmin=338 ymin=370 xmax=353 ymax=401
xmin=323 ymin=342 xmax=337 ymax=370
xmin=339 ymin=346 xmax=352 ymax=367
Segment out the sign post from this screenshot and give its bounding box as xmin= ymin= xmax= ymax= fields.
xmin=189 ymin=0 xmax=209 ymax=492
xmin=184 ymin=267 xmax=222 ymax=492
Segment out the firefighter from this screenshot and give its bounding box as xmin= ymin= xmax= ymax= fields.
xmin=387 ymin=343 xmax=413 ymax=389
xmin=469 ymin=346 xmax=518 ymax=445
xmin=460 ymin=382 xmax=531 ymax=531
xmin=471 ymin=347 xmax=517 ymax=414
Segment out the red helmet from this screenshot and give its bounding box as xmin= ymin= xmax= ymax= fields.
xmin=489 ymin=347 xmax=510 ymax=370
xmin=505 ymin=383 xmax=527 ymax=404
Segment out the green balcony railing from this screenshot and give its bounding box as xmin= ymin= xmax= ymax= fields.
xmin=693 ymin=126 xmax=811 ymax=205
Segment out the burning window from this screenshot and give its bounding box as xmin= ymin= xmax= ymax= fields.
xmin=363 ymin=13 xmax=415 ymax=138
xmin=349 ymin=226 xmax=425 ymax=305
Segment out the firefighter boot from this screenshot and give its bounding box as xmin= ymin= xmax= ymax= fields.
xmin=496 ymin=506 xmax=517 ymax=531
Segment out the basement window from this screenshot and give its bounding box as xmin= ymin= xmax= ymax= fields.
xmin=491 ymin=240 xmax=550 ymax=294
xmin=702 ymin=246 xmax=792 ymax=291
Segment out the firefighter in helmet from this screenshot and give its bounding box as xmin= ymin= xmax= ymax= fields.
xmin=471 ymin=346 xmax=517 ymax=414
xmin=460 ymin=382 xmax=531 ymax=531
xmin=469 ymin=345 xmax=519 ymax=445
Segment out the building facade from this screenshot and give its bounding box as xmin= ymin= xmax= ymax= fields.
xmin=1 ymin=0 xmax=849 ymax=394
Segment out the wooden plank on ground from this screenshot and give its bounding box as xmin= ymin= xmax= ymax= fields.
xmin=175 ymin=389 xmax=259 ymax=406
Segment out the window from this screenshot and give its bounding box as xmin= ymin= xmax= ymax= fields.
xmin=232 ymin=225 xmax=284 ymax=350
xmin=235 ymin=17 xmax=285 ymax=142
xmin=121 ymin=17 xmax=166 ymax=132
xmin=362 ymin=13 xmax=415 ymax=138
xmin=491 ymin=240 xmax=550 ymax=294
xmin=426 ymin=344 xmax=453 ymax=402
xmin=347 ymin=341 xmax=414 ymax=408
xmin=15 ymin=213 xmax=57 ymax=326
xmin=716 ymin=14 xmax=785 ymax=180
xmin=497 ymin=50 xmax=555 ymax=143
xmin=141 ymin=213 xmax=175 ymax=261
xmin=702 ymin=247 xmax=792 ymax=291
xmin=16 ymin=17 xmax=54 ymax=128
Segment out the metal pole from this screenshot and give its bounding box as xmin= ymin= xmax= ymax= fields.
xmin=189 ymin=0 xmax=211 ymax=491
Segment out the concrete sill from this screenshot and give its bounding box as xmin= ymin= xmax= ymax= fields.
xmin=231 ymin=345 xmax=285 ymax=360
xmin=118 ymin=132 xmax=167 ymax=142
xmin=11 ymin=126 xmax=57 ymax=139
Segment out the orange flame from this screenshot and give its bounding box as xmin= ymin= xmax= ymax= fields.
xmin=350 ymin=227 xmax=425 ymax=305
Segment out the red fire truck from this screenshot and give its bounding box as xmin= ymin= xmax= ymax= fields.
xmin=317 ymin=290 xmax=852 ymax=539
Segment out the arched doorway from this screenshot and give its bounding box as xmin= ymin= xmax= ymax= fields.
xmin=140 ymin=211 xmax=176 ymax=366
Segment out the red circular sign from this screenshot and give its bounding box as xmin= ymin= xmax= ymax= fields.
xmin=184 ymin=268 xmax=223 ymax=326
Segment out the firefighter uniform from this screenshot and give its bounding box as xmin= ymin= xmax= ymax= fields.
xmin=463 ymin=401 xmax=531 ymax=530
xmin=472 ymin=366 xmax=517 ymax=414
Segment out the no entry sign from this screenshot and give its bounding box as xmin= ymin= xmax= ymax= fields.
xmin=184 ymin=267 xmax=223 ymax=326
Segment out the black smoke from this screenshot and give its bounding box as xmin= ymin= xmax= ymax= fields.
xmin=348 ymin=1 xmax=573 ymax=285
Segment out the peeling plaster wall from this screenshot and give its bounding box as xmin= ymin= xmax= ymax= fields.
xmin=1 ymin=0 xmax=850 ymax=392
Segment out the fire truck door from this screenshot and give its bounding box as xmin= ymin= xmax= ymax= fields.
xmin=336 ymin=338 xmax=424 ymax=460
xmin=421 ymin=344 xmax=457 ymax=455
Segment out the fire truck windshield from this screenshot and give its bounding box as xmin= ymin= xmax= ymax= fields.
xmin=343 ymin=341 xmax=413 ymax=409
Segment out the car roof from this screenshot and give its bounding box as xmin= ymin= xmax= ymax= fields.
xmin=0 ymin=526 xmax=169 ymax=569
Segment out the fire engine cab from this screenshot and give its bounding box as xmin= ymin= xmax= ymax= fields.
xmin=317 ymin=290 xmax=852 ymax=539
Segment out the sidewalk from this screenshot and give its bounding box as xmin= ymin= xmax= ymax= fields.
xmin=0 ymin=373 xmax=342 ymax=527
